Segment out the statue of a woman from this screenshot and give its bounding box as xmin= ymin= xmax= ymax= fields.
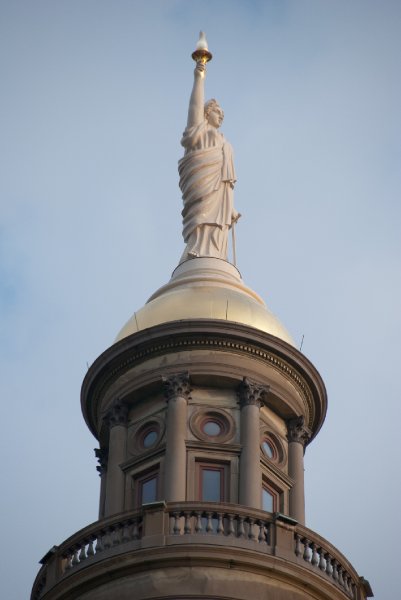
xmin=178 ymin=61 xmax=240 ymax=263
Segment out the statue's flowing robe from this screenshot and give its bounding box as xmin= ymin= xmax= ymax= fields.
xmin=178 ymin=120 xmax=236 ymax=260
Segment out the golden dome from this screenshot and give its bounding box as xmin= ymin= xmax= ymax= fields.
xmin=115 ymin=258 xmax=294 ymax=346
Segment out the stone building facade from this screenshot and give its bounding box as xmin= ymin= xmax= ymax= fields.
xmin=31 ymin=258 xmax=373 ymax=600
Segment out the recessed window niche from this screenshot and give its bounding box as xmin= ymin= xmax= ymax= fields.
xmin=190 ymin=409 xmax=235 ymax=443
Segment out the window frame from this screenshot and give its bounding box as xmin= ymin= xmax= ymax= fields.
xmin=196 ymin=461 xmax=228 ymax=502
xmin=262 ymin=480 xmax=279 ymax=513
xmin=135 ymin=469 xmax=159 ymax=507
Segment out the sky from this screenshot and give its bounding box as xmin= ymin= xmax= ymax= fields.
xmin=0 ymin=1 xmax=400 ymax=598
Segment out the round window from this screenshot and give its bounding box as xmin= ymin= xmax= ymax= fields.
xmin=202 ymin=420 xmax=222 ymax=437
xmin=143 ymin=429 xmax=158 ymax=448
xmin=262 ymin=439 xmax=275 ymax=459
xmin=189 ymin=409 xmax=235 ymax=444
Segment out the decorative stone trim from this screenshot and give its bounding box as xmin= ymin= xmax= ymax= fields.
xmin=127 ymin=415 xmax=166 ymax=456
xmin=88 ymin=336 xmax=314 ymax=425
xmin=287 ymin=416 xmax=311 ymax=446
xmin=238 ymin=377 xmax=269 ymax=408
xmin=94 ymin=448 xmax=108 ymax=476
xmin=162 ymin=372 xmax=191 ymax=401
xmin=105 ymin=399 xmax=129 ymax=428
xmin=189 ymin=408 xmax=236 ymax=444
xmin=82 ymin=322 xmax=326 ymax=442
xmin=259 ymin=427 xmax=287 ymax=467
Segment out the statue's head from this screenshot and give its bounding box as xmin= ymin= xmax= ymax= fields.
xmin=204 ymin=98 xmax=224 ymax=128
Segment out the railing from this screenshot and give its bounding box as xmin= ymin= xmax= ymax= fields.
xmin=294 ymin=529 xmax=358 ymax=599
xmin=32 ymin=502 xmax=368 ymax=600
xmin=168 ymin=504 xmax=271 ymax=545
xmin=63 ymin=514 xmax=142 ymax=570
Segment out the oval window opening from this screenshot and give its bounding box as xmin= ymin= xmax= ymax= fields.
xmin=143 ymin=430 xmax=158 ymax=448
xmin=262 ymin=440 xmax=274 ymax=459
xmin=202 ymin=420 xmax=222 ymax=436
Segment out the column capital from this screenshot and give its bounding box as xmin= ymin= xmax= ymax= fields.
xmin=162 ymin=372 xmax=191 ymax=401
xmin=105 ymin=399 xmax=129 ymax=429
xmin=287 ymin=416 xmax=311 ymax=446
xmin=238 ymin=377 xmax=269 ymax=409
xmin=94 ymin=447 xmax=108 ymax=476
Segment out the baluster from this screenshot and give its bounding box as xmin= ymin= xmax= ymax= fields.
xmin=227 ymin=514 xmax=235 ymax=536
xmin=247 ymin=518 xmax=256 ymax=541
xmin=265 ymin=523 xmax=271 ymax=545
xmin=343 ymin=573 xmax=350 ymax=594
xmin=121 ymin=521 xmax=130 ymax=543
xmin=332 ymin=559 xmax=339 ymax=581
xmin=102 ymin=528 xmax=111 ymax=550
xmin=338 ymin=566 xmax=345 ymax=588
xmin=349 ymin=580 xmax=356 ymax=599
xmin=78 ymin=544 xmax=87 ymax=562
xmin=95 ymin=533 xmax=104 ymax=553
xmin=311 ymin=542 xmax=319 ymax=566
xmin=132 ymin=518 xmax=140 ymax=540
xmin=112 ymin=526 xmax=121 ymax=546
xmin=195 ymin=511 xmax=203 ymax=533
xmin=206 ymin=512 xmax=213 ymax=533
xmin=294 ymin=533 xmax=302 ymax=557
xmin=64 ymin=553 xmax=73 ymax=571
xmin=237 ymin=516 xmax=245 ymax=538
xmin=87 ymin=539 xmax=95 ymax=557
xmin=318 ymin=547 xmax=326 ymax=571
xmin=257 ymin=521 xmax=265 ymax=543
xmin=184 ymin=512 xmax=191 ymax=534
xmin=303 ymin=538 xmax=311 ymax=562
xmin=173 ymin=513 xmax=181 ymax=535
xmin=216 ymin=513 xmax=224 ymax=535
xmin=324 ymin=553 xmax=332 ymax=576
xmin=71 ymin=548 xmax=80 ymax=566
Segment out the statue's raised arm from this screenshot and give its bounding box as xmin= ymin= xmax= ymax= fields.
xmin=186 ymin=62 xmax=206 ymax=129
xmin=178 ymin=33 xmax=240 ymax=264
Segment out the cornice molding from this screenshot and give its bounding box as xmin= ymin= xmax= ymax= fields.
xmin=81 ymin=320 xmax=326 ymax=444
xmin=94 ymin=447 xmax=108 ymax=476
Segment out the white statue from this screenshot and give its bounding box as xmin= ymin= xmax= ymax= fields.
xmin=179 ymin=38 xmax=240 ymax=264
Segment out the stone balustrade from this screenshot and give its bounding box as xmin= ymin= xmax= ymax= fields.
xmin=31 ymin=502 xmax=367 ymax=600
xmin=169 ymin=503 xmax=271 ymax=544
xmin=294 ymin=528 xmax=358 ymax=599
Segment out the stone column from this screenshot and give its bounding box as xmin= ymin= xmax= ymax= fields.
xmin=287 ymin=416 xmax=310 ymax=525
xmin=162 ymin=372 xmax=191 ymax=502
xmin=95 ymin=447 xmax=108 ymax=519
xmin=104 ymin=400 xmax=128 ymax=517
xmin=238 ymin=377 xmax=269 ymax=509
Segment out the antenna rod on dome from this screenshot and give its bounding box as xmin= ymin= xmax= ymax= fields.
xmin=232 ymin=221 xmax=237 ymax=266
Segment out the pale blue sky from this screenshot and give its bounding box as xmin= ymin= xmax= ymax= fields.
xmin=1 ymin=1 xmax=400 ymax=598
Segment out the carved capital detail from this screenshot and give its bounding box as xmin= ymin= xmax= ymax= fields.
xmin=238 ymin=377 xmax=269 ymax=408
xmin=162 ymin=372 xmax=191 ymax=401
xmin=106 ymin=399 xmax=129 ymax=428
xmin=287 ymin=416 xmax=311 ymax=446
xmin=94 ymin=447 xmax=108 ymax=476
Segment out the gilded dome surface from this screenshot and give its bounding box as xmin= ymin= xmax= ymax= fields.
xmin=116 ymin=258 xmax=294 ymax=346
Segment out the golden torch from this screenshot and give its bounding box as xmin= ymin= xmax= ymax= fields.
xmin=191 ymin=31 xmax=212 ymax=64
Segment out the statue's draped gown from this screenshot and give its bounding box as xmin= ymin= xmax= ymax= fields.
xmin=179 ymin=120 xmax=236 ymax=262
